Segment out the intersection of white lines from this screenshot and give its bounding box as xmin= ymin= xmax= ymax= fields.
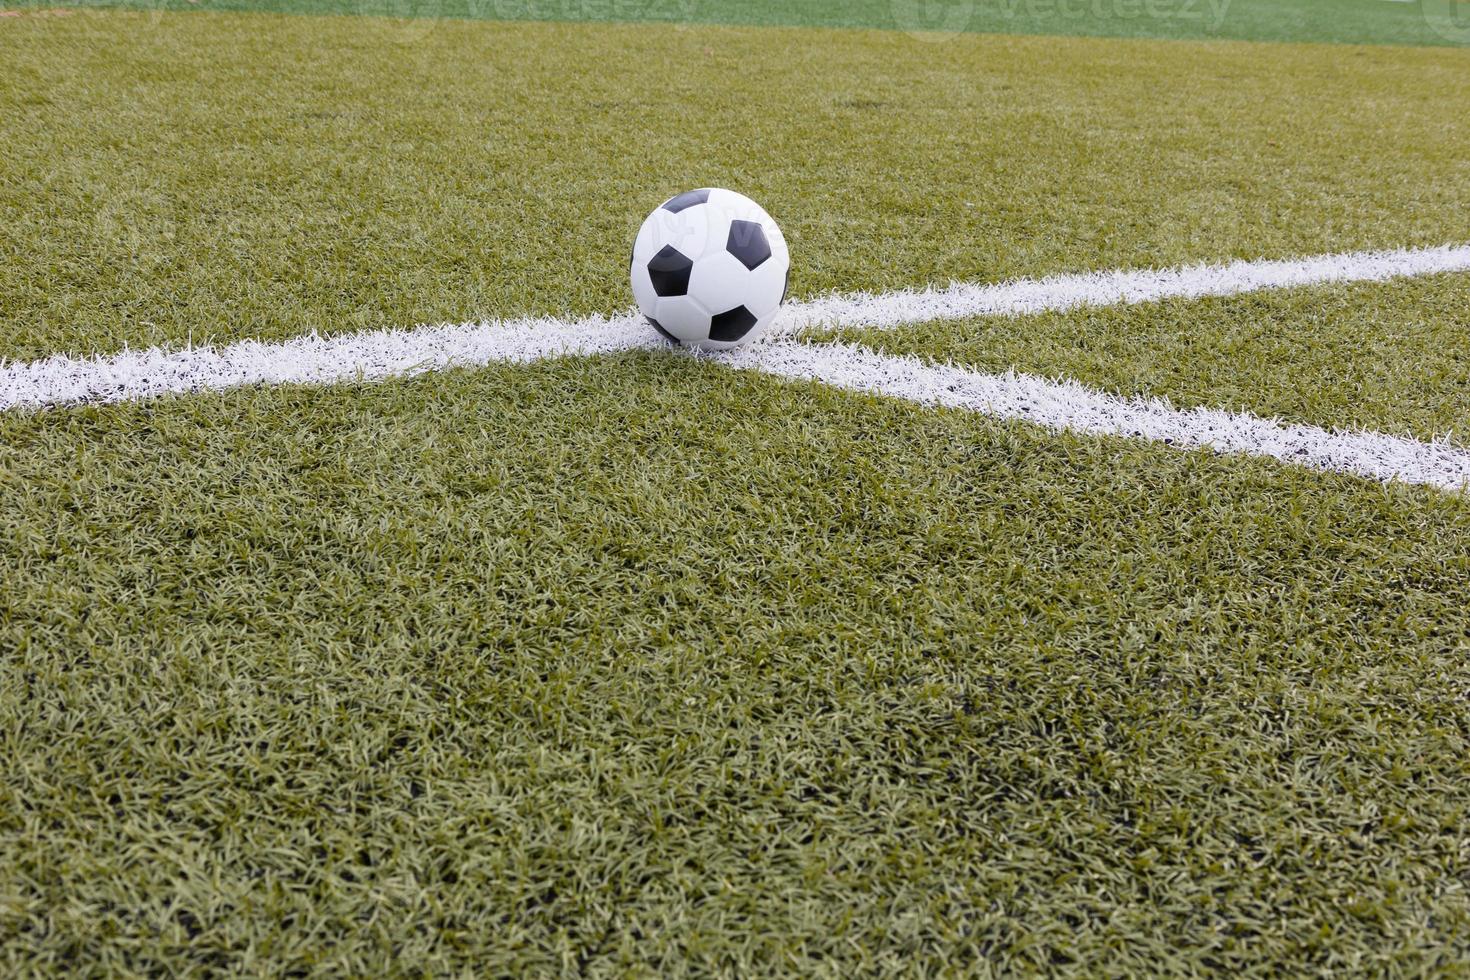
xmin=3 ymin=243 xmax=1468 ymax=490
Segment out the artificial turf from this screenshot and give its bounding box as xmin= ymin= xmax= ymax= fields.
xmin=826 ymin=272 xmax=1470 ymax=444
xmin=5 ymin=3 xmax=1470 ymax=975
xmin=12 ymin=0 xmax=1470 ymax=46
xmin=3 ymin=11 xmax=1470 ymax=365
xmin=2 ymin=356 xmax=1469 ymax=974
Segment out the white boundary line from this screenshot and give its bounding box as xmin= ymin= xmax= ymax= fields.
xmin=722 ymin=341 xmax=1470 ymax=491
xmin=790 ymin=243 xmax=1470 ymax=330
xmin=3 ymin=243 xmax=1469 ymax=490
xmin=0 ymin=312 xmax=657 ymax=411
xmin=6 ymin=242 xmax=1469 ymax=412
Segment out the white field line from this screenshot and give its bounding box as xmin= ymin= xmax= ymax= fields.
xmin=5 ymin=242 xmax=1469 ymax=412
xmin=0 ymin=313 xmax=658 ymax=410
xmin=2 ymin=242 xmax=1468 ymax=489
xmin=719 ymin=341 xmax=1470 ymax=492
xmin=790 ymin=242 xmax=1470 ymax=330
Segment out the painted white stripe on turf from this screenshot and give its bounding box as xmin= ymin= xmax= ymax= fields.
xmin=0 ymin=313 xmax=658 ymax=410
xmin=785 ymin=243 xmax=1470 ymax=331
xmin=4 ymin=242 xmax=1467 ymax=411
xmin=2 ymin=242 xmax=1468 ymax=489
xmin=719 ymin=340 xmax=1470 ymax=491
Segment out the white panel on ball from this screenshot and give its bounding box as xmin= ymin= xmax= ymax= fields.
xmin=687 ymin=251 xmax=754 ymax=319
xmin=653 ymin=295 xmax=712 ymax=343
xmin=745 ymin=256 xmax=789 ymax=318
xmin=630 ymin=261 xmax=659 ymax=315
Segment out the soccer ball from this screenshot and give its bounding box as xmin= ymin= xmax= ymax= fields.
xmin=630 ymin=188 xmax=790 ymax=351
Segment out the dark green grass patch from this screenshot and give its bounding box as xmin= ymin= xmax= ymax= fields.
xmin=2 ymin=12 xmax=1469 ymax=363
xmin=11 ymin=0 xmax=1470 ymax=47
xmin=2 ymin=357 xmax=1469 ymax=974
xmin=824 ymin=272 xmax=1470 ymax=444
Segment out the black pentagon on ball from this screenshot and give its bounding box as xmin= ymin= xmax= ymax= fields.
xmin=645 ymin=316 xmax=680 ymax=345
xmin=726 ymin=220 xmax=772 ymax=271
xmin=709 ymin=305 xmax=758 ymax=343
xmin=662 ymin=189 xmax=710 ymax=214
xmin=648 ymin=245 xmax=693 ymax=297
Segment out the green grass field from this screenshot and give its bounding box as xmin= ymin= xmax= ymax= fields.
xmin=12 ymin=0 xmax=1470 ymax=45
xmin=831 ymin=273 xmax=1470 ymax=441
xmin=6 ymin=359 xmax=1469 ymax=975
xmin=3 ymin=1 xmax=1470 ymax=975
xmin=4 ymin=13 xmax=1470 ymax=364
